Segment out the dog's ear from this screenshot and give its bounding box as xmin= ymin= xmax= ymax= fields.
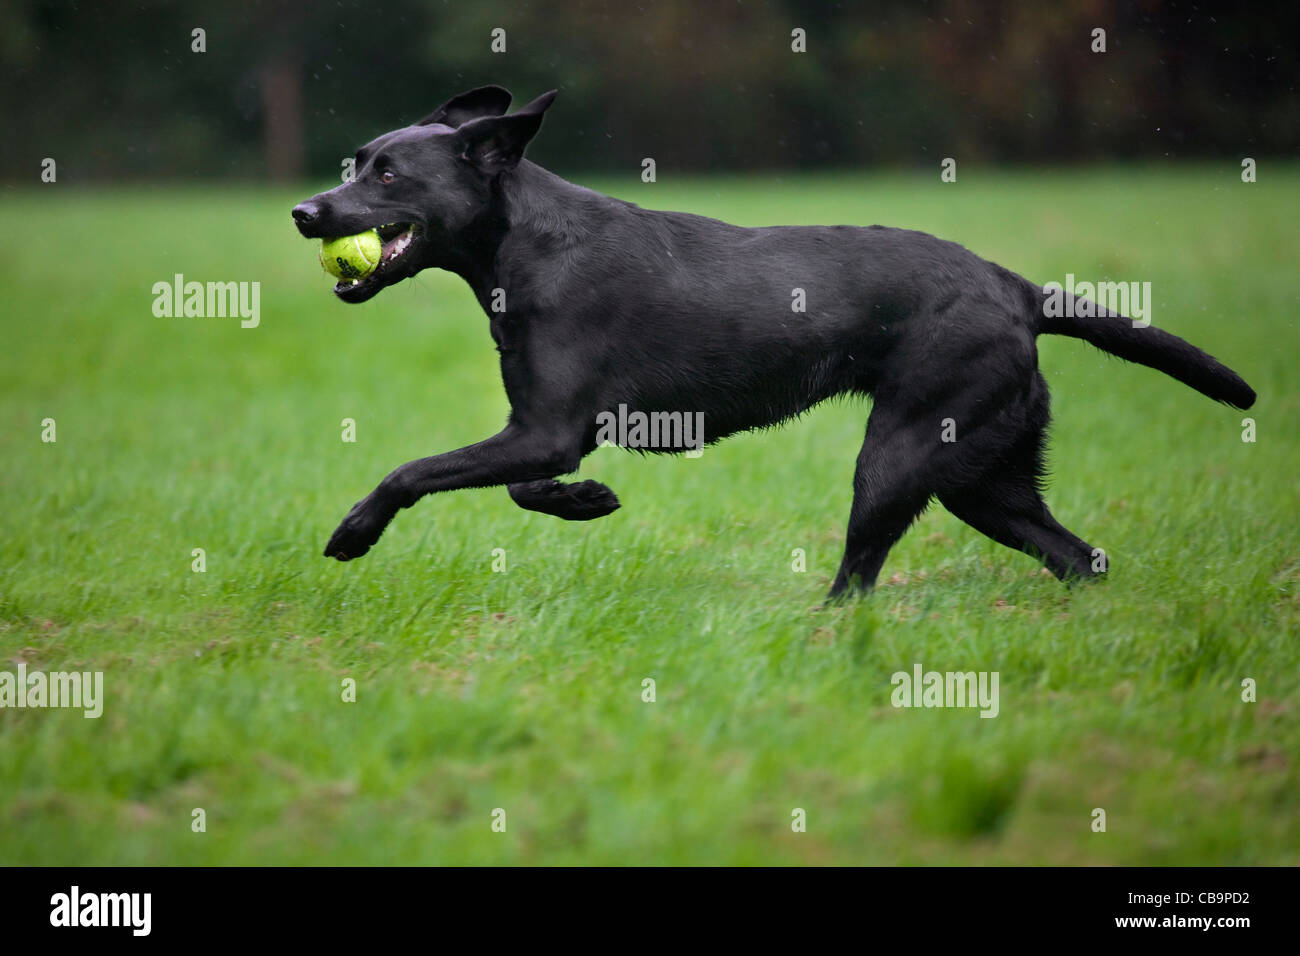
xmin=455 ymin=90 xmax=557 ymax=173
xmin=417 ymin=85 xmax=513 ymax=128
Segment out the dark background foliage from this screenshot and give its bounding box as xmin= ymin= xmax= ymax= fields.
xmin=5 ymin=0 xmax=1297 ymax=181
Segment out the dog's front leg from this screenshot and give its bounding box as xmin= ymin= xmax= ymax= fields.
xmin=324 ymin=422 xmax=581 ymax=560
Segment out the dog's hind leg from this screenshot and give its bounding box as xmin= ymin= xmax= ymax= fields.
xmin=508 ymin=478 xmax=621 ymax=520
xmin=828 ymin=323 xmax=1061 ymax=597
xmin=828 ymin=407 xmax=939 ymax=598
xmin=938 ymin=468 xmax=1100 ymax=582
xmin=936 ymin=375 xmax=1101 ymax=582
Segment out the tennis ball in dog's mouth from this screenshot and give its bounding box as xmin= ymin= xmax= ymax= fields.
xmin=320 ymin=230 xmax=382 ymax=281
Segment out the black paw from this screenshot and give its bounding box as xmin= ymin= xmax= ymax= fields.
xmin=323 ymin=496 xmax=393 ymax=561
xmin=563 ymin=479 xmax=621 ymax=520
xmin=508 ymin=479 xmax=621 ymax=521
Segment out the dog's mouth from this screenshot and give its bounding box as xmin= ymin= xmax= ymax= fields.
xmin=332 ymin=222 xmax=423 ymax=303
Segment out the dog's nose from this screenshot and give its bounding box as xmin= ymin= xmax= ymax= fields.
xmin=292 ymin=201 xmax=320 ymax=225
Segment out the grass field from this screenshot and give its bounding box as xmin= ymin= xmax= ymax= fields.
xmin=1 ymin=166 xmax=1296 ymax=865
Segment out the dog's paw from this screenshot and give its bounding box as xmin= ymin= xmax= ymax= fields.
xmin=323 ymin=496 xmax=393 ymax=561
xmin=508 ymin=478 xmax=621 ymax=521
xmin=563 ymin=479 xmax=621 ymax=519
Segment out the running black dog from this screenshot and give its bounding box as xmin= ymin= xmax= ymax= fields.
xmin=291 ymin=86 xmax=1255 ymax=596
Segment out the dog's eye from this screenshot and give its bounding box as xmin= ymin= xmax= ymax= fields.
xmin=380 ymin=170 xmax=396 ymax=184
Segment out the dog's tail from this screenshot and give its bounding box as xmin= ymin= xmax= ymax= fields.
xmin=1026 ymin=282 xmax=1256 ymax=410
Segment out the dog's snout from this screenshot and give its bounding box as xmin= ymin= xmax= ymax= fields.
xmin=292 ymin=201 xmax=321 ymax=225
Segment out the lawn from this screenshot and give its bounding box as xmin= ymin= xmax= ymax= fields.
xmin=0 ymin=166 xmax=1296 ymax=864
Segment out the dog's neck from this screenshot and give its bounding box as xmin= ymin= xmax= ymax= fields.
xmin=438 ymin=161 xmax=599 ymax=309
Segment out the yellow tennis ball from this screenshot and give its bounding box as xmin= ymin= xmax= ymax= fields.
xmin=320 ymin=230 xmax=382 ymax=280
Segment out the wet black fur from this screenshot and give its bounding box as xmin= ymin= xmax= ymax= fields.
xmin=292 ymin=86 xmax=1256 ymax=597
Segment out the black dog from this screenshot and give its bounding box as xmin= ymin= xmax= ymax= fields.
xmin=292 ymin=86 xmax=1255 ymax=597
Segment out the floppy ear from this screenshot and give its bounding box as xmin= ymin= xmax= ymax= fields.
xmin=416 ymin=85 xmax=513 ymax=127
xmin=456 ymin=90 xmax=557 ymax=173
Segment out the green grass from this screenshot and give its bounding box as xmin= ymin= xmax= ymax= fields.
xmin=1 ymin=166 xmax=1297 ymax=865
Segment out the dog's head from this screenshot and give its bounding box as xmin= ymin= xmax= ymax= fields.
xmin=292 ymin=86 xmax=555 ymax=303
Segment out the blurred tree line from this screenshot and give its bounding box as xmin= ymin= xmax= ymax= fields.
xmin=5 ymin=0 xmax=1296 ymax=182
